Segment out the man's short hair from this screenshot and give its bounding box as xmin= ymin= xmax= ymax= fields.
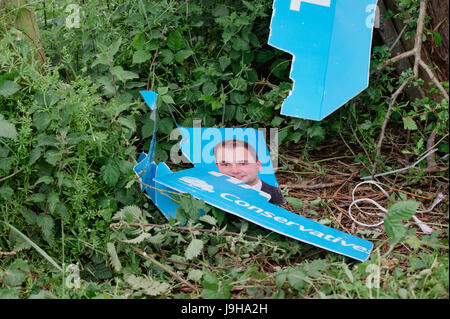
xmin=213 ymin=139 xmax=259 ymax=162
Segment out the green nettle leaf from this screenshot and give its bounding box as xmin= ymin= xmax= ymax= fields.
xmin=110 ymin=66 xmax=139 ymax=82
xmin=121 ymin=232 xmax=152 ymax=244
xmin=287 ymin=268 xmax=306 ymax=290
xmin=132 ymin=50 xmax=151 ymax=64
xmin=185 ymin=238 xmax=204 ymax=260
xmin=230 ymin=77 xmax=247 ymax=91
xmin=3 ymin=259 xmax=30 ymax=287
xmin=125 ymin=275 xmax=170 ymax=296
xmin=91 ymin=53 xmax=111 ymax=67
xmin=167 ymin=29 xmax=185 ymax=52
xmin=275 ymin=271 xmax=287 ymax=288
xmin=0 ymin=186 xmax=14 ymax=200
xmin=106 ymin=242 xmax=122 ymax=272
xmin=0 ymin=118 xmax=17 ymax=139
xmin=109 ymin=37 xmax=122 ymax=57
xmin=161 ymin=94 xmax=175 ymax=104
xmin=28 ymin=148 xmax=42 ymax=165
xmin=218 ymin=56 xmax=231 ymax=71
xmin=33 ymin=112 xmax=51 ymax=131
xmin=174 ymin=49 xmax=194 ymax=63
xmin=117 ymin=117 xmax=136 ymax=133
xmin=307 ymin=124 xmax=325 ymax=139
xmin=112 ymin=205 xmax=145 ymax=223
xmin=387 ymin=200 xmax=420 ymax=219
xmin=141 ymin=119 xmax=155 ymax=138
xmin=187 ymin=269 xmax=203 ymax=282
xmin=34 ymin=176 xmax=54 ymax=186
xmin=199 ymin=214 xmax=217 ymax=226
xmin=232 ymin=38 xmax=249 ymax=51
xmin=403 ymin=117 xmax=418 ymax=130
xmin=36 ymin=215 xmax=55 ymax=246
xmin=200 ymin=95 xmax=222 ymax=110
xmin=103 ymin=161 xmax=120 ymax=186
xmin=286 ymin=197 xmax=303 ymax=209
xmin=384 ymin=200 xmax=420 ymax=240
xmin=47 ymin=192 xmax=60 ymax=213
xmin=230 ymin=92 xmax=249 ymax=105
xmin=0 ymin=80 xmax=21 ymax=97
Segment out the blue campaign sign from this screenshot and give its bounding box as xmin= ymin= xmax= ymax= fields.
xmin=177 ymin=126 xmax=279 ymax=187
xmin=134 ymin=153 xmax=180 ymax=221
xmin=134 ymin=91 xmax=181 ymax=220
xmin=269 ymin=0 xmax=378 ymax=120
xmin=155 ymin=166 xmax=373 ymax=262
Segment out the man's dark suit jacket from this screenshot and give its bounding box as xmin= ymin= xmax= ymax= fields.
xmin=261 ymin=180 xmax=286 ymax=206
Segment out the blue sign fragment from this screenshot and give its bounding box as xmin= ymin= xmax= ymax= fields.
xmin=269 ymin=0 xmax=378 ymax=120
xmin=155 ymin=166 xmax=373 ymax=262
xmin=133 ymin=90 xmax=373 ymax=261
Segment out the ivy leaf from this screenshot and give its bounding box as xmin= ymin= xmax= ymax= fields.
xmin=185 ymin=238 xmax=204 ymax=260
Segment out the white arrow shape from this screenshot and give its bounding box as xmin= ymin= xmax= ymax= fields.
xmin=290 ymin=0 xmax=331 ymax=11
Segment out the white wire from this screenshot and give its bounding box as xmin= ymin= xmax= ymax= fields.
xmin=348 ymin=180 xmax=443 ymax=234
xmin=361 ymin=148 xmax=446 ymax=180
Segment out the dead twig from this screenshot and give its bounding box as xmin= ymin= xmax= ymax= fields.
xmin=110 ymin=221 xmax=261 ymax=241
xmin=132 ymin=246 xmax=196 ymax=291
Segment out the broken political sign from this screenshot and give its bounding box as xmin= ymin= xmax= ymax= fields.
xmin=134 ymin=91 xmax=373 ymax=261
xmin=268 ymin=0 xmax=378 ymax=120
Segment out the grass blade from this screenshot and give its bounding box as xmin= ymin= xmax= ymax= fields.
xmin=2 ymin=221 xmax=63 ymax=272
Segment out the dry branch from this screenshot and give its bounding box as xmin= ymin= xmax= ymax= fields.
xmin=372 ymin=0 xmax=449 ymax=177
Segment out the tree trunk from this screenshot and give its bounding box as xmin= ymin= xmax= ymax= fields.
xmin=380 ymin=0 xmax=449 ymax=100
xmin=425 ymin=0 xmax=449 ymax=82
xmin=0 ymin=0 xmax=46 ymax=64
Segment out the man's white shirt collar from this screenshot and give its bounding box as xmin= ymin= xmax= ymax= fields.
xmin=252 ymin=180 xmax=262 ymax=191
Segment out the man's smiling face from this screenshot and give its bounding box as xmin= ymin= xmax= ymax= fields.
xmin=215 ymin=144 xmax=262 ymax=186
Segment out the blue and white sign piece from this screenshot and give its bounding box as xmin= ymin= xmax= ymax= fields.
xmin=134 ymin=90 xmax=373 ymax=261
xmin=134 ymin=91 xmax=181 ymax=220
xmin=177 ymin=126 xmax=279 ymax=188
xmin=269 ymin=0 xmax=378 ymax=120
xmin=155 ymin=167 xmax=373 ymax=262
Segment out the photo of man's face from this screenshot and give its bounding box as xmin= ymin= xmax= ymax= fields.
xmin=214 ymin=140 xmax=262 ymax=186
